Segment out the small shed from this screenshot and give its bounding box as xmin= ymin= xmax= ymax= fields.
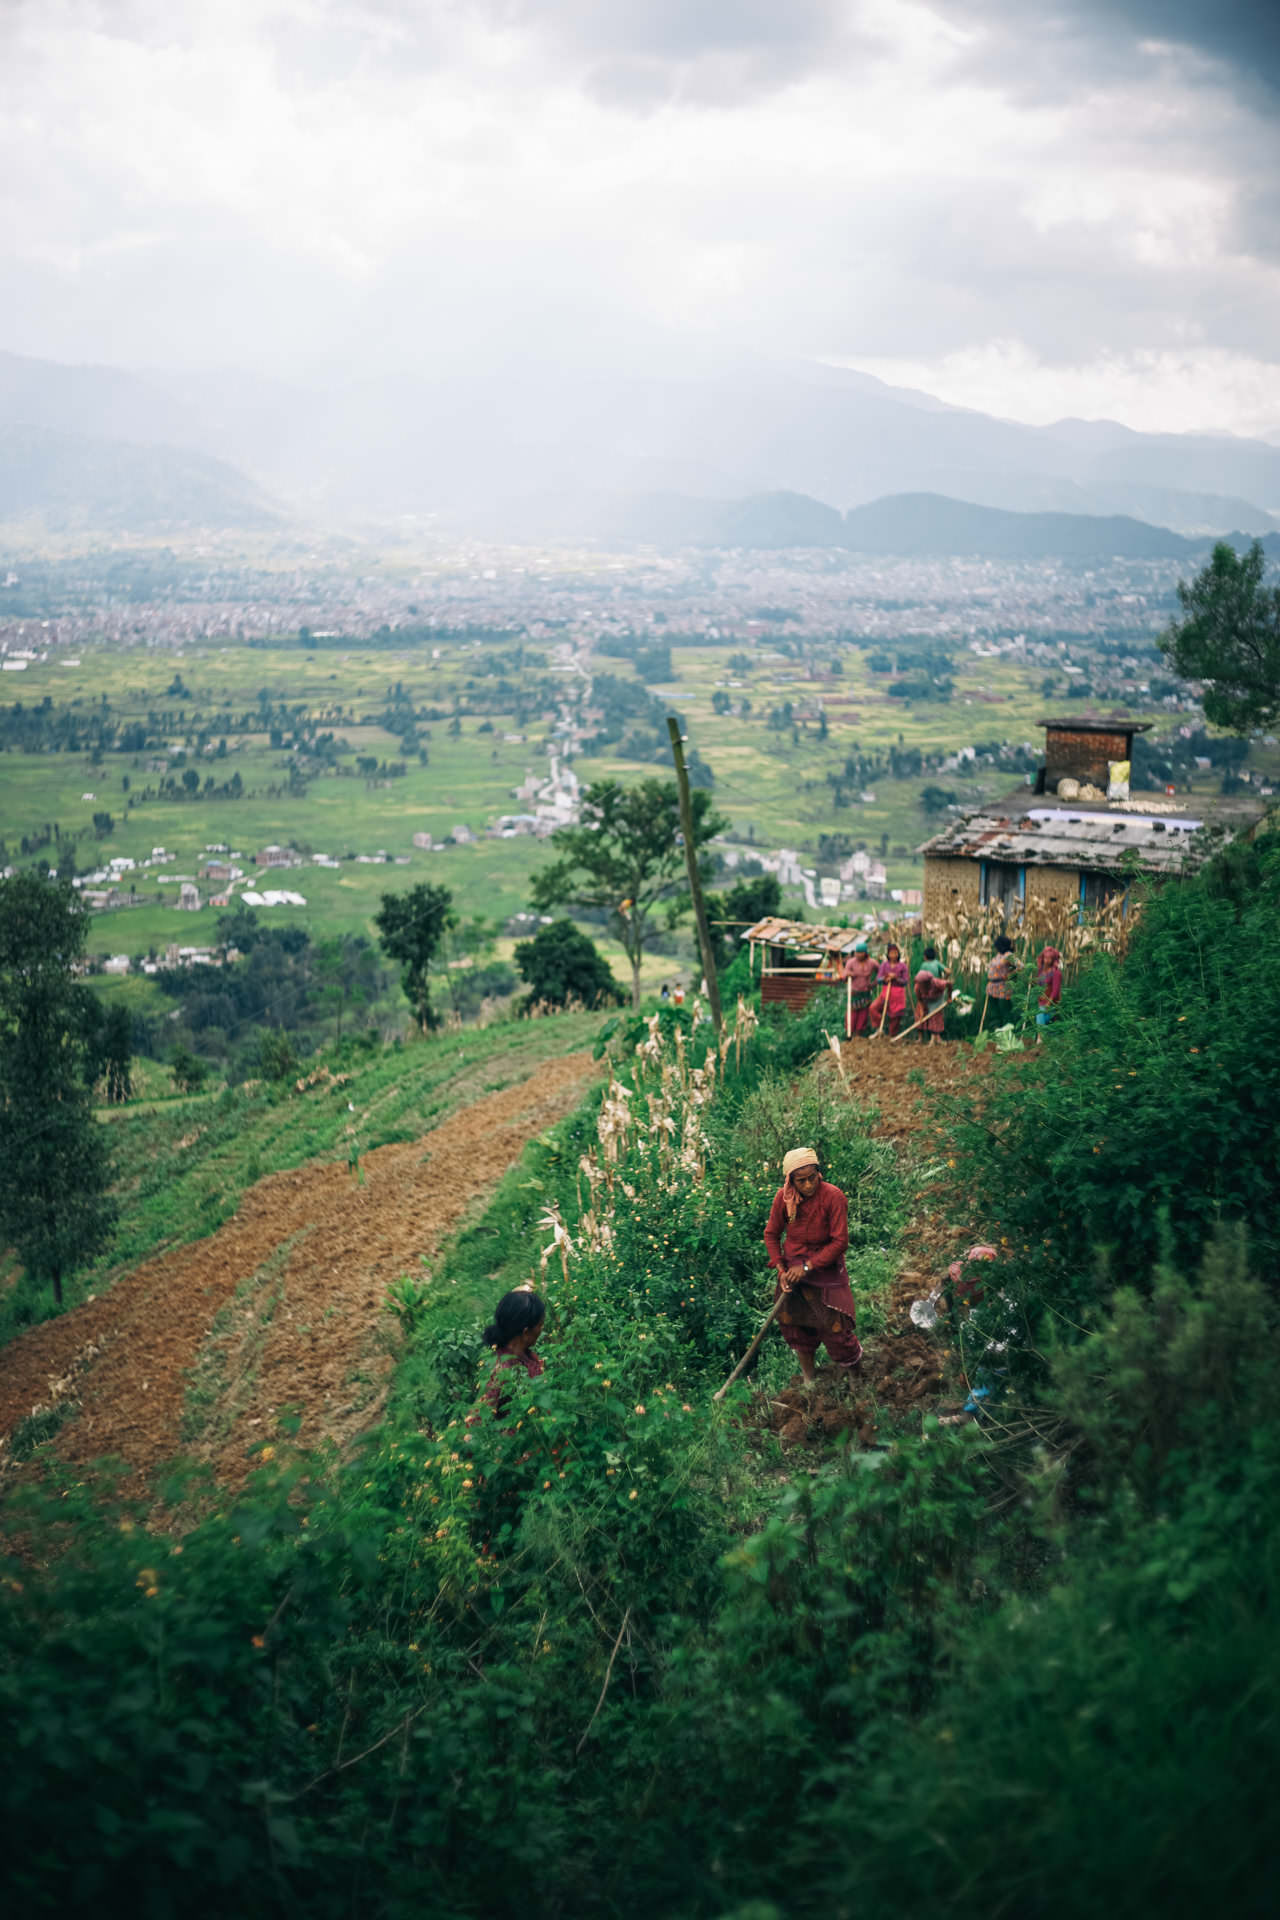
xmin=741 ymin=917 xmax=872 ymax=1013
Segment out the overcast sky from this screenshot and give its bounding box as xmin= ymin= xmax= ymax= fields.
xmin=3 ymin=0 xmax=1278 ymax=435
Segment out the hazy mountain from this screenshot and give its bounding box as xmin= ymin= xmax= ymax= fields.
xmin=0 ymin=424 xmax=281 ymax=531
xmin=589 ymin=488 xmax=1280 ymax=558
xmin=2 ymin=349 xmax=1280 ymax=537
xmin=840 ymin=493 xmax=1193 ymax=558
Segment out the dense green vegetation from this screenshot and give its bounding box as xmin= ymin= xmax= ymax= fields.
xmin=3 ymin=833 xmax=1278 ymax=1914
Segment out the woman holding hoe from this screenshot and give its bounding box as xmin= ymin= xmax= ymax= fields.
xmin=869 ymin=941 xmax=910 ymax=1038
xmin=842 ymin=939 xmax=877 ymax=1038
xmin=763 ymin=1148 xmax=863 ymax=1385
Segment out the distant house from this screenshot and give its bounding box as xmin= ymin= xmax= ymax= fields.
xmin=450 ymin=824 xmax=476 ymax=845
xmin=412 ymin=832 xmax=434 ymax=850
xmin=255 ymin=845 xmax=297 ymax=868
xmin=102 ymin=954 xmax=131 ymax=975
xmin=177 ymin=883 xmax=201 ymax=911
xmin=920 ymin=718 xmax=1270 ymax=922
xmin=203 ymin=860 xmax=235 ymax=883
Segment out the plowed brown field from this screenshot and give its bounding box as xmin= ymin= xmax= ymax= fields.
xmin=0 ymin=1051 xmax=600 ymax=1494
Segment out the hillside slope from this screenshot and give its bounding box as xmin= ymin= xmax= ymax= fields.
xmin=0 ymin=423 xmax=282 ymax=531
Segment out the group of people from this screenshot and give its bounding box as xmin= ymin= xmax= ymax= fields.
xmin=821 ymin=937 xmax=954 ymax=1043
xmin=821 ymin=933 xmax=1065 ymax=1041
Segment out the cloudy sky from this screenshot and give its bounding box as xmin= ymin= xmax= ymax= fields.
xmin=3 ymin=0 xmax=1279 ymax=434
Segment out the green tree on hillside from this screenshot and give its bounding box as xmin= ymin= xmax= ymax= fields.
xmin=514 ymin=919 xmax=622 ymax=1011
xmin=703 ymin=872 xmax=782 ymax=972
xmin=530 ymin=778 xmax=724 ymax=1007
xmin=0 ymin=874 xmax=115 ymax=1304
xmin=95 ymin=1002 xmax=133 ymax=1105
xmin=375 ymin=883 xmax=456 ymax=1031
xmin=1161 ymin=539 xmax=1280 ymax=731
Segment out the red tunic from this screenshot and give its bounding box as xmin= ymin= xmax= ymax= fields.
xmin=480 ymin=1348 xmax=545 ymax=1422
xmin=763 ymin=1179 xmax=858 ymax=1318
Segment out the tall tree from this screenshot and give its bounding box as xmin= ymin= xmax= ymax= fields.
xmin=0 ymin=875 xmax=115 ymax=1304
xmin=375 ymin=883 xmax=456 ymax=1031
xmin=529 ymin=778 xmax=725 ymax=1007
xmin=1161 ymin=539 xmax=1280 ymax=732
xmin=514 ymin=919 xmax=622 ymax=1012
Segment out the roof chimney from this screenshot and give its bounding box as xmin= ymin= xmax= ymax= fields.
xmin=1038 ymin=717 xmax=1151 ymax=791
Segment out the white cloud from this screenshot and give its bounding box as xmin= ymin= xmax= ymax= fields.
xmin=1 ymin=0 xmax=1277 ymax=435
xmin=832 ymin=340 xmax=1280 ymax=437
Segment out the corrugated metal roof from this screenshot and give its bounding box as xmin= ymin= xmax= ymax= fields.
xmin=742 ymin=916 xmax=888 ymax=953
xmin=918 ymin=802 xmax=1250 ymax=874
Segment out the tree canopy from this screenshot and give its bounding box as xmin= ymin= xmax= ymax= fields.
xmin=514 ymin=919 xmax=622 ymax=1012
xmin=1161 ymin=539 xmax=1280 ymax=732
xmin=0 ymin=874 xmax=115 ymax=1303
xmin=529 ymin=778 xmax=724 ymax=1006
xmin=375 ymin=883 xmax=456 ymax=1031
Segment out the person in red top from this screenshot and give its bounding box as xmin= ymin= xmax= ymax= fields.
xmin=763 ymin=1147 xmax=863 ymax=1384
xmin=869 ymin=943 xmax=910 ymax=1037
xmin=1035 ymin=944 xmax=1063 ymax=1030
xmin=476 ymin=1287 xmax=546 ymax=1423
xmin=841 ymin=942 xmax=877 ymax=1038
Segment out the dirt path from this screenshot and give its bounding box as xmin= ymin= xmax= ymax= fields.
xmin=0 ymin=1051 xmax=600 ymax=1494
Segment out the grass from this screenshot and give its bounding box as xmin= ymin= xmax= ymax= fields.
xmin=0 ymin=1010 xmax=605 ymax=1347
xmin=0 ymin=622 xmax=1242 ymax=987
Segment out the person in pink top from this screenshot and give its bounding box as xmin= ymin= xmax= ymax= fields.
xmin=1036 ymin=944 xmax=1063 ymax=1030
xmin=476 ymin=1287 xmax=546 ymax=1423
xmin=869 ymin=943 xmax=909 ymax=1038
xmin=763 ymin=1147 xmax=863 ymax=1384
xmin=841 ymin=941 xmax=877 ymax=1038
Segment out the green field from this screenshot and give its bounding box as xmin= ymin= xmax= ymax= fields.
xmin=0 ymin=619 xmax=1243 ymax=997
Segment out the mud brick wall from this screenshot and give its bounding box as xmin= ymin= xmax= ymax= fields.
xmin=923 ymin=855 xmax=981 ymax=927
xmin=1023 ymin=863 xmax=1082 ymax=908
xmin=1044 ymin=729 xmax=1130 ymax=786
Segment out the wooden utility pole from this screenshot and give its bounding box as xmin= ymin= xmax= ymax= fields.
xmin=667 ymin=716 xmax=723 ymax=1034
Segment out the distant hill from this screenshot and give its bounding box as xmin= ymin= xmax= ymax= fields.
xmin=590 ymin=489 xmax=1280 ymax=558
xmin=3 ymin=349 xmax=1280 ymax=536
xmin=840 ymin=492 xmax=1195 ymax=558
xmin=0 ymin=424 xmax=281 ymax=532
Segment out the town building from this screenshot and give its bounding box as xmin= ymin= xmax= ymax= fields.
xmin=920 ymin=717 xmax=1270 ymax=923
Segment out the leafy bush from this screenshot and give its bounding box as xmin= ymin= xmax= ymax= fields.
xmin=953 ymin=836 xmax=1280 ymax=1330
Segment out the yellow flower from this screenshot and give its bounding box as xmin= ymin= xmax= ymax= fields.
xmin=251 ymin=1634 xmax=265 ymax=1649
xmin=135 ymin=1568 xmax=158 ymax=1588
xmin=628 ymin=1489 xmax=638 ymax=1501
xmin=461 ymin=1478 xmax=473 ymax=1489
xmin=634 ymin=1404 xmax=646 ymax=1415
xmin=260 ymin=1445 xmax=275 ymax=1462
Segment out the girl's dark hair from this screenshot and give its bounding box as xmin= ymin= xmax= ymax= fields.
xmin=886 ymin=942 xmax=900 ymax=958
xmin=483 ymin=1288 xmax=546 ymax=1350
xmin=994 ymin=934 xmax=1014 ymax=954
xmin=923 ymin=945 xmax=937 ymax=960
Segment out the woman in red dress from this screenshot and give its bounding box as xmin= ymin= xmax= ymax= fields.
xmin=869 ymin=943 xmax=910 ymax=1038
xmin=763 ymin=1147 xmax=863 ymax=1384
xmin=841 ymin=941 xmax=877 ymax=1038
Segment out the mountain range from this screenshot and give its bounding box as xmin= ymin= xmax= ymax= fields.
xmin=1 ymin=348 xmax=1279 ymax=547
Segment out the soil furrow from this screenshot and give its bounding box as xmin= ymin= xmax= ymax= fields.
xmin=0 ymin=1050 xmax=599 ymax=1493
